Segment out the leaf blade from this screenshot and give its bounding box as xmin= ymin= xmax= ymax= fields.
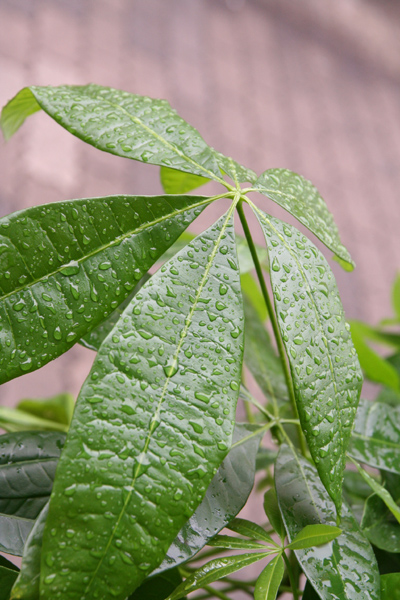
xmin=254 ymin=555 xmax=284 ymax=600
xmin=286 ymin=524 xmax=341 ymax=550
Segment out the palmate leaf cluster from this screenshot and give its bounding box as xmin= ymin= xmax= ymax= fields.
xmin=0 ymin=84 xmax=399 ymax=600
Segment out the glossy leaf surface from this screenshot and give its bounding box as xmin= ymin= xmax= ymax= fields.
xmin=348 ymin=398 xmax=400 ymax=474
xmin=253 ymin=206 xmax=362 ymax=509
xmin=1 ymin=86 xmax=224 ymax=183
xmin=227 ymin=518 xmax=276 ymax=545
xmin=154 ymin=423 xmax=263 ymax=575
xmin=40 ymin=210 xmax=244 ymax=600
xmin=254 ymin=555 xmax=284 ymax=600
xmin=160 ymin=167 xmax=209 ymax=194
xmin=254 ymin=168 xmax=353 ymax=268
xmin=167 ymin=552 xmax=271 ymax=600
xmin=215 ymin=153 xmax=257 ymax=186
xmin=0 ymin=193 xmax=210 ymax=384
xmin=207 ymin=535 xmax=269 ymax=550
xmin=10 ymin=503 xmax=48 ymax=600
xmin=286 ymin=524 xmax=341 ymax=550
xmin=275 ymin=444 xmax=380 ymax=600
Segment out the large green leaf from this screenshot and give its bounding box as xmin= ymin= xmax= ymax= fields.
xmin=0 ymin=193 xmax=211 ymax=384
xmin=253 ymin=206 xmax=362 ymax=510
xmin=348 ymin=398 xmax=400 ymax=474
xmin=153 ymin=423 xmax=263 ymax=575
xmin=381 ymin=573 xmax=400 ymax=600
xmin=361 ymin=493 xmax=400 ymax=553
xmin=40 ymin=209 xmax=244 ymax=600
xmin=253 ymin=169 xmax=353 ymax=268
xmin=10 ymin=503 xmax=48 ymax=600
xmin=0 ymin=565 xmax=19 ymax=600
xmin=275 ymin=444 xmax=380 ymax=600
xmin=1 ymin=86 xmax=224 ymax=184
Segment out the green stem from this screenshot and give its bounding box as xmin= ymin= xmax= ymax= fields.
xmin=282 ymin=552 xmax=300 ymax=600
xmin=236 ymin=200 xmax=307 ymax=456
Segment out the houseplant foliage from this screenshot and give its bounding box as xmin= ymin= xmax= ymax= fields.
xmin=0 ymin=85 xmax=398 ymax=600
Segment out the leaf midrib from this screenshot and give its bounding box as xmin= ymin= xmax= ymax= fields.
xmin=0 ymin=197 xmax=211 ymax=304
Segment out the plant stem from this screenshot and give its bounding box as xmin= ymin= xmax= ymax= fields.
xmin=236 ymin=200 xmax=307 ymax=456
xmin=282 ymin=552 xmax=300 ymax=600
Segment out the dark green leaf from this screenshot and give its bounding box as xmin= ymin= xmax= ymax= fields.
xmin=286 ymin=524 xmax=341 ymax=550
xmin=0 ymin=557 xmax=19 ymax=572
xmin=254 ymin=169 xmax=353 ymax=268
xmin=207 ymin=535 xmax=269 ymax=550
xmin=16 ymin=393 xmax=74 ymax=427
xmin=40 ymin=210 xmax=244 ymax=600
xmin=254 ymin=555 xmax=284 ymax=600
xmin=227 ymin=518 xmax=276 ymax=545
xmin=302 ymin=581 xmax=321 ymax=600
xmin=160 ymin=167 xmax=209 ymax=194
xmin=263 ymin=488 xmax=286 ymax=541
xmin=253 ymin=206 xmax=362 ymax=510
xmin=0 ymin=565 xmax=19 ymax=600
xmin=348 ymin=399 xmax=400 ymax=474
xmin=275 ymin=444 xmax=380 ymax=600
xmin=352 ymin=462 xmax=400 ymax=523
xmin=381 ymin=573 xmax=400 ymax=600
xmin=154 ymin=423 xmax=264 ymax=575
xmin=1 ymin=86 xmax=224 ymax=183
xmin=342 ymin=470 xmax=372 ymax=524
xmin=255 ymin=448 xmax=278 ymax=471
xmin=0 ymin=515 xmax=32 ymax=556
xmin=128 ymin=569 xmax=183 ymax=600
xmin=361 ymin=493 xmax=400 ymax=553
xmin=10 ymin=503 xmax=48 ymax=600
xmin=0 ymin=193 xmax=211 ymax=384
xmin=167 ymin=552 xmax=271 ymax=600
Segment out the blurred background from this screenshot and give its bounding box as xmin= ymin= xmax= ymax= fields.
xmin=1 ymin=0 xmax=400 ymax=407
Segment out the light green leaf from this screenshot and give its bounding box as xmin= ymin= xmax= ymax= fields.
xmin=263 ymin=488 xmax=286 ymax=541
xmin=392 ymin=273 xmax=400 ymax=322
xmin=167 ymin=552 xmax=271 ymax=600
xmin=227 ymin=518 xmax=277 ymax=545
xmin=252 ymin=206 xmax=362 ymax=510
xmin=352 ymin=461 xmax=400 ymax=524
xmin=381 ymin=573 xmax=400 ymax=600
xmin=154 ymin=423 xmax=263 ymax=575
xmin=240 ymin=273 xmax=267 ymax=321
xmin=348 ymin=398 xmax=400 ymax=474
xmin=254 ymin=555 xmax=284 ymax=600
xmin=16 ymin=393 xmax=74 ymax=427
xmin=10 ymin=503 xmax=48 ymax=600
xmin=361 ymin=493 xmax=400 ymax=553
xmin=40 ymin=209 xmax=244 ymax=600
xmin=0 ymin=565 xmax=19 ymax=600
xmin=0 ymin=408 xmax=67 ymax=433
xmin=275 ymin=444 xmax=380 ymax=600
xmin=0 ymin=193 xmax=211 ymax=384
xmin=1 ymin=86 xmax=224 ymax=183
xmin=207 ymin=534 xmax=270 ymax=550
xmin=160 ymin=167 xmax=210 ymax=194
xmin=286 ymin=524 xmax=341 ymax=550
xmin=254 ymin=169 xmax=353 ymax=268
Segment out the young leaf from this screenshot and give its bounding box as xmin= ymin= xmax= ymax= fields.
xmin=0 ymin=408 xmax=67 ymax=433
xmin=166 ymin=552 xmax=271 ymax=600
xmin=1 ymin=86 xmax=224 ymax=183
xmin=275 ymin=444 xmax=380 ymax=600
xmin=348 ymin=398 xmax=400 ymax=474
xmin=154 ymin=423 xmax=264 ymax=575
xmin=352 ymin=461 xmax=400 ymax=524
xmin=381 ymin=573 xmax=400 ymax=600
xmin=0 ymin=565 xmax=19 ymax=600
xmin=227 ymin=518 xmax=277 ymax=545
xmin=15 ymin=393 xmax=74 ymax=428
xmin=207 ymin=534 xmax=270 ymax=550
xmin=0 ymin=193 xmax=211 ymax=384
xmin=286 ymin=524 xmax=341 ymax=550
xmin=254 ymin=168 xmax=354 ymax=268
xmin=361 ymin=493 xmax=400 ymax=553
xmin=263 ymin=488 xmax=286 ymax=541
xmin=10 ymin=503 xmax=49 ymax=600
xmin=160 ymin=167 xmax=210 ymax=194
xmin=40 ymin=210 xmax=244 ymax=600
xmin=252 ymin=206 xmax=362 ymax=510
xmin=254 ymin=555 xmax=284 ymax=600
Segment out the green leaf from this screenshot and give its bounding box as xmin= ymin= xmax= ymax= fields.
xmin=275 ymin=444 xmax=380 ymax=600
xmin=392 ymin=273 xmax=400 ymax=321
xmin=16 ymin=393 xmax=74 ymax=427
xmin=207 ymin=535 xmax=270 ymax=550
xmin=235 ymin=236 xmax=269 ymax=275
xmin=227 ymin=518 xmax=276 ymax=545
xmin=1 ymin=86 xmax=224 ymax=183
xmin=0 ymin=565 xmax=19 ymax=600
xmin=352 ymin=461 xmax=400 ymax=524
xmin=215 ymin=152 xmax=257 ymax=186
xmin=243 ymin=297 xmax=288 ymax=408
xmin=40 ymin=209 xmax=244 ymax=600
xmin=350 ymin=322 xmax=399 ymax=391
xmin=254 ymin=555 xmax=284 ymax=600
xmin=10 ymin=503 xmax=48 ymax=600
xmin=381 ymin=573 xmax=400 ymax=600
xmin=0 ymin=514 xmax=32 ymax=556
xmin=0 ymin=557 xmax=19 ymax=572
xmin=154 ymin=423 xmax=263 ymax=575
xmin=240 ymin=273 xmax=267 ymax=321
xmin=166 ymin=552 xmax=271 ymax=600
xmin=0 ymin=88 xmax=41 ymax=141
xmin=254 ymin=169 xmax=354 ymax=268
xmin=348 ymin=398 xmax=400 ymax=474
xmin=255 ymin=448 xmax=278 ymax=471
xmin=0 ymin=193 xmax=211 ymax=384
xmin=252 ymin=206 xmax=362 ymax=510
xmin=263 ymin=488 xmax=286 ymax=541
xmin=128 ymin=569 xmax=183 ymax=600
xmin=160 ymin=167 xmax=210 ymax=194
xmin=302 ymin=581 xmax=321 ymax=600
xmin=286 ymin=524 xmax=341 ymax=550
xmin=361 ymin=493 xmax=400 ymax=553
xmin=0 ymin=408 xmax=67 ymax=433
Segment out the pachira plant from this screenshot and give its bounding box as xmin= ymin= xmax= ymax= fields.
xmin=0 ymin=85 xmax=399 ymax=600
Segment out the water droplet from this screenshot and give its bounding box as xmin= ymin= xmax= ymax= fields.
xmin=272 ymin=258 xmax=280 ymax=272
xmin=54 ymin=327 xmax=62 ymax=340
xmin=60 ymin=261 xmax=80 ymax=276
xmin=194 ymin=391 xmax=210 ymax=404
xmin=163 ymin=363 xmax=178 ymax=377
